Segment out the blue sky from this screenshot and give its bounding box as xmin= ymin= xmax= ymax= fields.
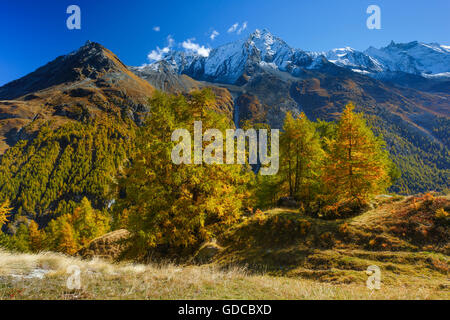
xmin=0 ymin=0 xmax=449 ymax=86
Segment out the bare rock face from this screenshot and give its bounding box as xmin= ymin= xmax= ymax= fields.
xmin=77 ymin=229 xmax=131 ymax=261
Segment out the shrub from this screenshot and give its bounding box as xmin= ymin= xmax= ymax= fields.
xmin=435 ymin=208 xmax=448 ymax=220
xmin=319 ymin=199 xmax=370 ymax=219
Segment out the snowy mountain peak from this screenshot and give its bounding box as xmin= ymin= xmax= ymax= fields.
xmin=245 ymin=29 xmax=294 ymax=65
xmin=251 ymin=28 xmax=271 ymax=38
xmin=330 ymin=47 xmax=355 ymax=53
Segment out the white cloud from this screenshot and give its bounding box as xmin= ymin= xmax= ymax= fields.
xmin=153 ymin=26 xmax=160 ymax=32
xmin=147 ymin=35 xmax=174 ymax=61
xmin=166 ymin=34 xmax=175 ymax=47
xmin=148 ymin=48 xmax=168 ymax=61
xmin=227 ymin=23 xmax=239 ymax=33
xmin=182 ymin=39 xmax=211 ymax=57
xmin=227 ymin=22 xmax=248 ymax=35
xmin=210 ymin=30 xmax=219 ymax=40
xmin=237 ymin=22 xmax=247 ymax=35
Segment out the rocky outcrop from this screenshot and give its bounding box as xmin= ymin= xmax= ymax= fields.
xmin=191 ymin=241 xmax=224 ymax=264
xmin=77 ymin=229 xmax=131 ymax=261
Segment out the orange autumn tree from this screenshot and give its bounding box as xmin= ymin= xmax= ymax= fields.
xmin=323 ymin=103 xmax=392 ymax=215
xmin=57 ymin=221 xmax=78 ymax=255
xmin=28 ymin=220 xmax=44 ymax=252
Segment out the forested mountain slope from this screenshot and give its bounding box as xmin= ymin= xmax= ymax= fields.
xmin=134 ymin=30 xmax=449 ymax=194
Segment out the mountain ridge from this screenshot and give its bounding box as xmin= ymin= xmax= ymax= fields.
xmin=0 ymin=41 xmax=155 ymax=101
xmin=143 ymin=29 xmax=450 ymax=93
xmin=0 ymin=40 xmax=156 ymax=153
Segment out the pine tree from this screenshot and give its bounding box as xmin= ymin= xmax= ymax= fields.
xmin=323 ymin=103 xmax=392 ymax=213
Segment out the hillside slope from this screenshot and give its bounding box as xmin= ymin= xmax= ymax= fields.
xmin=0 ymin=41 xmax=160 ymax=230
xmin=212 ymin=194 xmax=449 ymax=287
xmin=1 ymin=194 xmax=447 ymax=300
xmin=0 ymin=248 xmax=446 ymax=300
xmin=0 ymin=41 xmax=155 ymax=153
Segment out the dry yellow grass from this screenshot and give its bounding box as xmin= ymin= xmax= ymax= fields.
xmin=0 ymin=250 xmax=447 ymax=300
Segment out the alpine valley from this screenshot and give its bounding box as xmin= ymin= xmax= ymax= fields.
xmin=0 ymin=29 xmax=448 ymax=225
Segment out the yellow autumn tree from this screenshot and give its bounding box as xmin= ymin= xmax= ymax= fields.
xmin=0 ymin=200 xmax=12 ymax=230
xmin=57 ymin=220 xmax=78 ymax=255
xmin=115 ymin=90 xmax=254 ymax=258
xmin=28 ymin=220 xmax=44 ymax=252
xmin=279 ymin=112 xmax=324 ymax=211
xmin=72 ymin=197 xmax=109 ymax=247
xmin=44 ymin=198 xmax=110 ymax=252
xmin=323 ymin=103 xmax=392 ymax=215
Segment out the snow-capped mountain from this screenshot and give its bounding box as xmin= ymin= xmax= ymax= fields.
xmin=314 ymin=47 xmax=384 ymax=74
xmin=364 ymin=41 xmax=450 ymax=77
xmin=315 ymin=42 xmax=450 ymax=78
xmin=140 ymin=29 xmax=450 ymax=85
xmin=144 ymin=29 xmax=326 ymax=84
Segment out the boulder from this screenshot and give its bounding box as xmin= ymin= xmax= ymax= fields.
xmin=77 ymin=229 xmax=130 ymax=261
xmin=192 ymin=241 xmax=223 ymax=264
xmin=277 ymin=197 xmax=299 ymax=208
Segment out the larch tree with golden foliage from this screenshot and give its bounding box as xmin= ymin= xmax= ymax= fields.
xmin=323 ymin=103 xmax=392 ymax=213
xmin=28 ymin=220 xmax=44 ymax=252
xmin=279 ymin=112 xmax=324 ymax=212
xmin=0 ymin=200 xmax=11 ymax=230
xmin=57 ymin=220 xmax=78 ymax=255
xmin=44 ymin=197 xmax=109 ymax=253
xmin=72 ymin=197 xmax=109 ymax=247
xmin=115 ymin=90 xmax=254 ymax=258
